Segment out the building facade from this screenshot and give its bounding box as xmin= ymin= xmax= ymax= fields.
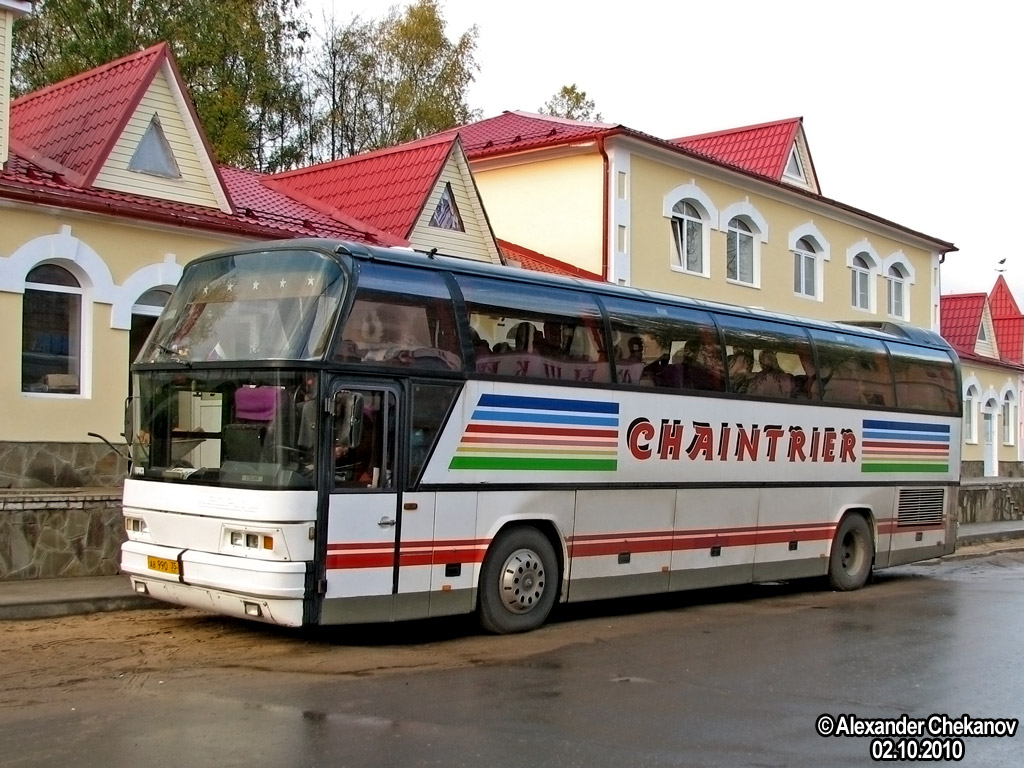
xmin=0 ymin=40 xmax=501 ymax=488
xmin=453 ymin=112 xmax=955 ymax=332
xmin=941 ymin=278 xmax=1024 ymax=477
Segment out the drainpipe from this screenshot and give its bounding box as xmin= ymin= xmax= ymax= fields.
xmin=597 ymin=135 xmax=610 ymax=282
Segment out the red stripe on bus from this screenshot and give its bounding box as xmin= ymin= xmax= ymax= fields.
xmin=466 ymin=424 xmax=618 ymax=438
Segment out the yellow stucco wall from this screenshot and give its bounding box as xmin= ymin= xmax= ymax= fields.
xmin=473 ymin=152 xmax=605 ymax=277
xmin=628 ymin=153 xmax=936 ymax=327
xmin=1 ymin=204 xmax=248 ymax=443
xmin=959 ymin=362 xmax=1021 ymax=466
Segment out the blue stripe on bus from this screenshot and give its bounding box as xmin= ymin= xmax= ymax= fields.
xmin=863 ymin=431 xmax=950 ymax=443
xmin=478 ymin=394 xmax=619 ymax=414
xmin=471 ymin=409 xmax=619 ymax=427
xmin=862 ymin=420 xmax=950 ymax=434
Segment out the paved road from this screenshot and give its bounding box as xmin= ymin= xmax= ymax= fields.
xmin=2 ymin=552 xmax=1022 ymax=767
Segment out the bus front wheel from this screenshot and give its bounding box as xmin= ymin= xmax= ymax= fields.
xmin=479 ymin=527 xmax=558 ymax=634
xmin=828 ymin=514 xmax=874 ymax=591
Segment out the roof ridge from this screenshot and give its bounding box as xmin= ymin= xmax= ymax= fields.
xmin=11 ymin=42 xmax=168 ymax=108
xmin=507 ymin=109 xmax=617 ymax=130
xmin=672 ymin=116 xmax=803 ymax=143
xmin=270 ymin=133 xmax=458 ymax=181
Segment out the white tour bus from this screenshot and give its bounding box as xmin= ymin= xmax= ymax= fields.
xmin=121 ymin=239 xmax=961 ymax=633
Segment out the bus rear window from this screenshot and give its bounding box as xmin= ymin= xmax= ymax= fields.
xmin=809 ymin=330 xmax=895 ymax=408
xmin=887 ymin=342 xmax=959 ymax=415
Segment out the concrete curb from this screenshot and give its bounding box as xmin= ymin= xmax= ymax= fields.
xmin=0 ymin=594 xmax=159 ymax=621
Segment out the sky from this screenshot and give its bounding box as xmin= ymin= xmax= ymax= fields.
xmin=303 ymin=0 xmax=1021 ymax=301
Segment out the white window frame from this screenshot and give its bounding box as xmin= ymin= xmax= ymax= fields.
xmin=22 ymin=264 xmax=86 ymax=398
xmin=846 ymin=241 xmax=880 ymax=313
xmin=882 ymin=252 xmax=915 ymax=322
xmin=719 ymin=201 xmax=768 ymax=289
xmin=789 ymin=223 xmax=830 ymax=302
xmin=1001 ymin=385 xmax=1017 ymax=446
xmin=964 ymin=380 xmax=981 ymax=444
xmin=664 ymin=183 xmax=717 ymax=279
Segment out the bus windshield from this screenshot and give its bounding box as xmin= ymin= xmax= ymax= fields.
xmin=140 ymin=248 xmax=346 ymax=364
xmin=131 ymin=369 xmax=319 ymax=490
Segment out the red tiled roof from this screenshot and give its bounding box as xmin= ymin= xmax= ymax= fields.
xmin=0 ymin=151 xmax=387 ymax=244
xmin=449 ymin=111 xmax=614 ymax=162
xmin=672 ymin=118 xmax=802 ymax=180
xmin=989 ymin=274 xmax=1020 ymax=318
xmin=939 ymin=293 xmax=987 ymax=353
xmin=497 ymin=239 xmax=603 ymax=281
xmin=993 ymin=317 xmax=1024 ymax=365
xmin=269 ymin=133 xmax=459 ymax=238
xmin=10 ymin=44 xmax=168 ymax=186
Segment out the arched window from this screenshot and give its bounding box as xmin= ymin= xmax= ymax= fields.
xmin=1002 ymin=390 xmax=1016 ymax=446
xmin=965 ymin=384 xmax=980 ymax=443
xmin=727 ymin=217 xmax=756 ymax=285
xmin=671 ymin=200 xmax=704 ymax=274
xmin=22 ymin=264 xmax=82 ymax=394
xmin=887 ymin=264 xmax=907 ymax=319
xmin=793 ymin=237 xmax=817 ymax=298
xmin=851 ymin=253 xmax=872 ymax=310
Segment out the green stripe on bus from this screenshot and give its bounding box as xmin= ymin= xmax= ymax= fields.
xmin=449 ymin=457 xmax=618 ymax=472
xmin=861 ymin=463 xmax=949 ymax=473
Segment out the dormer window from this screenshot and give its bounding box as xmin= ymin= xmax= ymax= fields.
xmin=977 ymin=323 xmax=987 ymax=342
xmin=783 ymin=146 xmax=805 ymax=183
xmin=129 ymin=114 xmax=181 ymax=179
xmin=428 ymin=182 xmax=465 ymax=231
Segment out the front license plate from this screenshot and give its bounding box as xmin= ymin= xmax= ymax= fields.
xmin=147 ymin=556 xmax=179 ymax=575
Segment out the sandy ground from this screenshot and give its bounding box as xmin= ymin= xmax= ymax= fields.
xmin=3 ymin=537 xmax=1022 ymax=708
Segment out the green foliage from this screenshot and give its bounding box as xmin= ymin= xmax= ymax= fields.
xmin=12 ymin=0 xmax=310 ymax=170
xmin=539 ymin=84 xmax=603 ymax=122
xmin=310 ymin=0 xmax=480 ymax=160
xmin=11 ymin=0 xmax=480 ymax=169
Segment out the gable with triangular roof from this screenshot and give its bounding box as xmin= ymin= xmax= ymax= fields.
xmin=270 ymin=134 xmax=502 ymax=264
xmin=940 ymin=293 xmax=999 ymax=359
xmin=11 ymin=43 xmax=231 ymax=212
xmin=672 ymin=117 xmax=820 ymax=194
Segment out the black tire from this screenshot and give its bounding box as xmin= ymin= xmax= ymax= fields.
xmin=478 ymin=527 xmax=559 ymax=634
xmin=828 ymin=514 xmax=874 ymax=591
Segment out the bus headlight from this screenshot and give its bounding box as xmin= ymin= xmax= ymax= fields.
xmin=125 ymin=516 xmax=148 ymax=536
xmin=225 ymin=528 xmax=279 ymax=556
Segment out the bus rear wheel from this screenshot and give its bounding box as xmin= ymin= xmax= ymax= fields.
xmin=828 ymin=514 xmax=874 ymax=591
xmin=479 ymin=527 xmax=558 ymax=634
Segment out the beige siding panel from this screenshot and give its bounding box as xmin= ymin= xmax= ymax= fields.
xmin=0 ymin=12 xmax=11 ymax=166
xmin=93 ymin=70 xmax=222 ymax=208
xmin=409 ymin=151 xmax=500 ymax=264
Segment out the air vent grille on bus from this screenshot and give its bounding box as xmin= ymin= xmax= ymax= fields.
xmin=896 ymin=488 xmax=946 ymax=527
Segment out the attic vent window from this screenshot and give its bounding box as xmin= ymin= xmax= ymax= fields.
xmin=783 ymin=145 xmax=805 ymax=183
xmin=129 ymin=114 xmax=181 ymax=179
xmin=429 ymin=182 xmax=465 ymax=232
xmin=977 ymin=322 xmax=988 ymax=342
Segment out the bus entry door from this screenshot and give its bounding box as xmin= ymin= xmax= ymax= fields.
xmin=322 ymin=384 xmax=400 ymax=623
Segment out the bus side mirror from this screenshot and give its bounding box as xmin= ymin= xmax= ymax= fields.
xmin=124 ymin=396 xmax=135 ymax=446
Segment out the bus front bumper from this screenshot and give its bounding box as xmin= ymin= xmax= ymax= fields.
xmin=122 ymin=541 xmax=308 ymax=627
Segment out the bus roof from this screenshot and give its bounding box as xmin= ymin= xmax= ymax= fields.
xmin=205 ymin=238 xmax=954 ymax=352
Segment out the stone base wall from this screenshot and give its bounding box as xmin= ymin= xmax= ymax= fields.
xmin=0 ymin=442 xmax=129 ymax=489
xmin=960 ymin=461 xmax=1024 ymax=479
xmin=0 ymin=491 xmax=125 ymax=580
